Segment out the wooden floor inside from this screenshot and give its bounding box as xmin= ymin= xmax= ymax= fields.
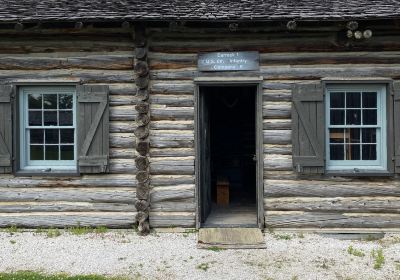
xmin=203 ymin=204 xmax=257 ymax=227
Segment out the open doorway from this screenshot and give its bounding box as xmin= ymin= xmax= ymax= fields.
xmin=197 ymin=85 xmax=258 ymax=227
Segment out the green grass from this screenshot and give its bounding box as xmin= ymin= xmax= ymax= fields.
xmin=347 ymin=245 xmax=365 ymax=257
xmin=94 ymin=226 xmax=109 ymax=234
xmin=371 ymin=248 xmax=385 ymax=269
xmin=0 ymin=271 xmax=128 ymax=280
xmin=67 ymin=223 xmax=94 ymax=235
xmin=274 ymin=234 xmax=292 ymax=240
xmin=47 ymin=228 xmax=62 ymax=238
xmin=196 ymin=263 xmax=210 ymax=271
xmin=5 ymin=225 xmax=20 ymax=234
xmin=205 ymin=246 xmax=224 ymax=252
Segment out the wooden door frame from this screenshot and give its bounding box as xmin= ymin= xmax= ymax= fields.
xmin=194 ymin=76 xmax=264 ymax=229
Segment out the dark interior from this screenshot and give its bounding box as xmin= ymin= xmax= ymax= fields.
xmin=206 ymin=86 xmax=257 ymax=209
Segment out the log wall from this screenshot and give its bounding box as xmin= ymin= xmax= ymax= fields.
xmin=147 ymin=25 xmax=400 ymax=230
xmin=0 ymin=28 xmax=137 ymax=228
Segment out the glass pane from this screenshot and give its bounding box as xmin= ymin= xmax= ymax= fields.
xmin=362 ymin=128 xmax=377 ymax=143
xmin=330 ymin=110 xmax=344 ymax=125
xmin=363 ymin=109 xmax=377 ymax=125
xmin=346 ymin=109 xmax=361 ymax=125
xmin=362 ymin=144 xmax=377 ymax=160
xmin=44 ymin=94 xmax=57 ymax=109
xmin=28 ymin=111 xmax=42 ymax=126
xmin=60 ymin=145 xmax=74 ymax=160
xmin=349 ymin=128 xmax=360 ymax=143
xmin=59 ymin=94 xmax=73 ymax=109
xmin=346 ymin=144 xmax=360 ymax=160
xmin=28 ymin=94 xmax=42 ymax=109
xmin=44 ymin=111 xmax=57 ymax=126
xmin=30 ymin=145 xmax=44 ymax=160
xmin=330 ymin=92 xmax=345 ymax=108
xmin=60 ymin=129 xmax=74 ymax=144
xmin=45 ymin=129 xmax=59 ymax=144
xmin=346 ymin=92 xmax=361 ymax=108
xmin=30 ymin=129 xmax=44 ymax=144
xmin=45 ymin=145 xmax=59 ymax=160
xmin=59 ymin=111 xmax=73 ymax=126
xmin=330 ymin=145 xmax=344 ymax=160
xmin=363 ymin=92 xmax=377 ymax=108
xmin=329 ymin=128 xmax=344 ymax=143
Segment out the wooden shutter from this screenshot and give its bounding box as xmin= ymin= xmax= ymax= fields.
xmin=393 ymin=81 xmax=400 ymax=173
xmin=292 ymin=83 xmax=325 ymax=174
xmin=0 ymin=85 xmax=13 ymax=174
xmin=77 ymin=85 xmax=109 ymax=173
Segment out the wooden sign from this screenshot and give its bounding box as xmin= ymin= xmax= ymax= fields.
xmin=198 ymin=51 xmax=259 ymax=71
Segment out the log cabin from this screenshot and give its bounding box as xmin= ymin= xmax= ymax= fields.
xmin=0 ymin=0 xmax=400 ymax=235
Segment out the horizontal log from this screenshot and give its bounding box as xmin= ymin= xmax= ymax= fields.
xmin=110 ymin=148 xmax=136 ymax=159
xmin=263 ymin=119 xmax=291 ymax=130
xmin=151 ymin=107 xmax=194 ymax=121
xmin=0 ymin=187 xmax=135 ymax=203
xmin=110 ymin=133 xmax=135 ymax=148
xmin=263 ymin=130 xmax=291 ymax=144
xmin=109 ymin=83 xmax=137 ymax=96
xmin=0 ymin=54 xmax=134 ymax=70
xmin=149 ymin=211 xmax=195 ymax=227
xmin=264 ymin=144 xmax=292 ymax=155
xmin=264 ymin=179 xmax=400 ymax=197
xmin=0 ymin=70 xmax=134 ymax=83
xmin=263 ymin=81 xmax=297 ymax=90
xmin=265 ymin=197 xmax=400 ymax=213
xmin=150 ymin=130 xmax=194 ymax=139
xmin=151 ymin=82 xmax=194 ymax=95
xmin=109 ymin=159 xmax=136 ymax=174
xmin=0 ymin=212 xmax=136 ymax=228
xmin=110 ymin=105 xmax=136 ymax=121
xmin=264 ymin=155 xmax=292 ymax=171
xmin=0 ymin=174 xmax=137 ymax=188
xmin=264 ymin=171 xmax=298 ymax=180
xmin=263 ymin=89 xmax=292 ymax=102
xmin=109 ymin=121 xmax=136 ymax=133
xmin=150 ymin=137 xmax=194 ymax=148
xmin=150 ymin=120 xmax=194 ymax=130
xmin=148 ymin=52 xmax=196 ymax=70
xmin=109 ymin=95 xmax=136 ymax=106
xmin=150 ymin=158 xmax=195 ymax=175
xmin=265 ymin=211 xmax=400 ymax=228
xmin=150 ymin=148 xmax=195 ymax=157
xmin=0 ymin=202 xmax=135 ymax=213
xmin=151 ymin=175 xmax=195 ymax=186
xmin=151 ymin=200 xmax=196 ymax=212
xmin=151 ymin=185 xmax=195 ymax=203
xmin=263 ymin=102 xmax=291 ymax=119
xmin=150 ymin=94 xmax=194 ymax=107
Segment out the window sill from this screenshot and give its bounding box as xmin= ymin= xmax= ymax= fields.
xmin=325 ymin=170 xmax=393 ymax=177
xmin=15 ymin=170 xmax=79 ymax=177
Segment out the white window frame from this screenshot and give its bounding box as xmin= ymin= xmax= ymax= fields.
xmin=325 ymin=84 xmax=387 ymax=172
xmin=19 ymin=86 xmax=77 ymax=171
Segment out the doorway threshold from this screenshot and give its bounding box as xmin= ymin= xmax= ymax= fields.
xmin=198 ymin=228 xmax=266 ymax=249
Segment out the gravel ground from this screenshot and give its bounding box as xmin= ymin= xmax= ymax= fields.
xmin=0 ymin=230 xmax=399 ymax=280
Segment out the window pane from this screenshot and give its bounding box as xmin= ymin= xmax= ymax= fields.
xmin=346 ymin=144 xmax=360 ymax=160
xmin=346 ymin=109 xmax=361 ymax=125
xmin=349 ymin=128 xmax=360 ymax=143
xmin=28 ymin=94 xmax=42 ymax=109
xmin=44 ymin=94 xmax=57 ymax=109
xmin=362 ymin=128 xmax=377 ymax=143
xmin=330 ymin=145 xmax=344 ymax=160
xmin=44 ymin=111 xmax=57 ymax=126
xmin=28 ymin=111 xmax=42 ymax=126
xmin=59 ymin=94 xmax=73 ymax=109
xmin=329 ymin=128 xmax=344 ymax=143
xmin=45 ymin=145 xmax=59 ymax=160
xmin=362 ymin=144 xmax=377 ymax=160
xmin=330 ymin=110 xmax=344 ymax=125
xmin=363 ymin=109 xmax=377 ymax=125
xmin=45 ymin=129 xmax=59 ymax=144
xmin=30 ymin=145 xmax=44 ymax=160
xmin=59 ymin=111 xmax=73 ymax=126
xmin=30 ymin=129 xmax=44 ymax=144
xmin=330 ymin=92 xmax=345 ymax=108
xmin=363 ymin=92 xmax=377 ymax=108
xmin=60 ymin=129 xmax=74 ymax=144
xmin=346 ymin=92 xmax=361 ymax=108
xmin=60 ymin=145 xmax=74 ymax=160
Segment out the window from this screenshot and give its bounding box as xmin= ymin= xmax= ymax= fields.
xmin=19 ymin=86 xmax=77 ymax=171
xmin=325 ymin=84 xmax=387 ymax=171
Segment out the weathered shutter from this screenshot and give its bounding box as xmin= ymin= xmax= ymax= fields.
xmin=77 ymin=85 xmax=109 ymax=173
xmin=0 ymin=85 xmax=13 ymax=174
xmin=292 ymin=83 xmax=325 ymax=174
xmin=393 ymin=81 xmax=400 ymax=173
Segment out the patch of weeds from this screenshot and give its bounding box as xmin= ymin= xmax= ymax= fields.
xmin=5 ymin=225 xmax=20 ymax=234
xmin=297 ymin=232 xmax=305 ymax=239
xmin=150 ymin=229 xmax=159 ymax=237
xmin=196 ymin=262 xmax=210 ymax=271
xmin=347 ymin=245 xmax=365 ymax=257
xmin=34 ymin=228 xmax=44 ymax=234
xmin=67 ymin=223 xmax=93 ymax=235
xmin=46 ymin=228 xmax=61 ymax=238
xmin=9 ymin=240 xmax=16 ymax=244
xmin=0 ymin=271 xmax=129 ymax=280
xmin=291 ymin=276 xmax=299 ymax=280
xmin=94 ymin=226 xmax=109 ymax=234
xmin=205 ymin=246 xmax=224 ymax=252
xmin=274 ymin=234 xmax=292 ymax=240
xmin=364 ymin=234 xmax=380 ymax=241
xmin=266 ymin=225 xmax=274 ymax=234
xmin=182 ymin=228 xmax=198 ymax=237
xmin=371 ymin=248 xmax=385 ymax=269
xmin=395 ymin=261 xmax=400 ymax=271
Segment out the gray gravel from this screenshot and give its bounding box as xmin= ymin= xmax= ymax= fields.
xmin=1 ymin=230 xmax=400 ymax=280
